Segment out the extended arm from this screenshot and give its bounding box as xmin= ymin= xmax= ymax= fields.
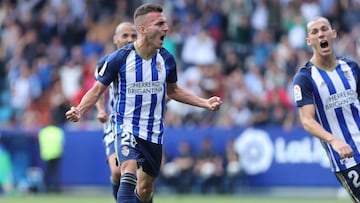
xmin=65 ymin=81 xmax=107 ymax=122
xmin=166 ymin=83 xmax=222 ymax=111
xmin=298 ymin=104 xmax=353 ymax=159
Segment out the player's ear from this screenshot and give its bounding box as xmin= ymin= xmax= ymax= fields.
xmin=138 ymin=25 xmax=145 ymax=34
xmin=113 ymin=35 xmax=117 ymax=45
xmin=332 ymin=29 xmax=337 ymax=39
xmin=306 ymin=37 xmax=311 ymax=46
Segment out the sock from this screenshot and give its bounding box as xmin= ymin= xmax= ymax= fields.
xmin=117 ymin=173 xmax=137 ymax=203
xmin=110 ymin=176 xmax=120 ymax=200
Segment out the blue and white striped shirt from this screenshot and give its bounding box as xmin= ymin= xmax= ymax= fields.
xmin=95 ymin=56 xmax=115 ymax=144
xmin=293 ymin=57 xmax=360 ymax=172
xmin=97 ymin=43 xmax=177 ymax=144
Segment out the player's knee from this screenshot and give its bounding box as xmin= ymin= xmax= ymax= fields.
xmin=137 ymin=185 xmax=154 ymax=201
xmin=111 ymin=172 xmax=121 ymax=184
xmin=112 ymin=169 xmax=121 ymax=180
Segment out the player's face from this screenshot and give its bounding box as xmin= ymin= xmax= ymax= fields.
xmin=114 ymin=26 xmax=137 ymax=49
xmin=306 ymin=18 xmax=337 ymax=57
xmin=143 ymin=12 xmax=168 ymax=49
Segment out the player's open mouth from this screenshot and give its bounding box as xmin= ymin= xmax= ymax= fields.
xmin=320 ymin=40 xmax=328 ymax=48
xmin=160 ymin=36 xmax=165 ymax=41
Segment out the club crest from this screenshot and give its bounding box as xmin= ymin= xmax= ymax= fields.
xmin=156 ymin=61 xmax=163 ymax=72
xmin=121 ymin=145 xmax=130 ymax=157
xmin=343 ymin=69 xmax=351 ymax=81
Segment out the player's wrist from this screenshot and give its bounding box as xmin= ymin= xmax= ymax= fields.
xmin=74 ymin=106 xmax=82 ymax=117
xmin=327 ymin=136 xmax=337 ymax=145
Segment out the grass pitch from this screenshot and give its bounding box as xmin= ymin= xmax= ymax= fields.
xmin=0 ymin=194 xmax=351 ymax=203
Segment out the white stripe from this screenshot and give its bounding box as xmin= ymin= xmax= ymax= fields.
xmin=311 ymin=66 xmax=339 ymax=171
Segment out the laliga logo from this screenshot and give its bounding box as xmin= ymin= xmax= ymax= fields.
xmin=234 ymin=128 xmax=273 ymax=175
xmin=234 ymin=128 xmax=330 ymax=175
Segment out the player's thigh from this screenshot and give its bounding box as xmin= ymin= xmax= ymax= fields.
xmin=135 ymin=137 xmax=162 ymax=178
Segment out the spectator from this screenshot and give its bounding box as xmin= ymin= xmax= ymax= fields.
xmin=38 ymin=120 xmax=65 ymax=193
xmin=0 ymin=143 xmax=14 ymax=195
xmin=193 ymin=136 xmax=224 ymax=194
xmin=161 ymin=140 xmax=195 ymax=193
xmin=223 ymin=137 xmax=242 ymax=194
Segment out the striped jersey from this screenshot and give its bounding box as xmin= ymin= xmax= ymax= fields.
xmin=95 ymin=56 xmax=115 ymax=145
xmin=293 ymin=57 xmax=360 ymax=172
xmin=96 ymin=43 xmax=177 ymax=144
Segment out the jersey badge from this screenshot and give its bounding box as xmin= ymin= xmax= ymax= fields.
xmin=156 ymin=61 xmax=163 ymax=72
xmin=128 ymin=65 xmax=135 ymax=72
xmin=121 ymin=145 xmax=129 ymax=157
xmin=343 ymin=69 xmax=352 ymax=81
xmin=294 ymin=85 xmax=302 ymax=101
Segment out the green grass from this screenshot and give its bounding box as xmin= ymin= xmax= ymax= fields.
xmin=0 ymin=194 xmax=351 ymax=203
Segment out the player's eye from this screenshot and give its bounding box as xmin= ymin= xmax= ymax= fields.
xmin=321 ymin=27 xmax=328 ymax=32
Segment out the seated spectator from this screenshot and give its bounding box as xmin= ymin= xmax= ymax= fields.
xmin=161 ymin=140 xmax=195 ymax=194
xmin=223 ymin=138 xmax=242 ymax=194
xmin=193 ymin=136 xmax=224 ymax=194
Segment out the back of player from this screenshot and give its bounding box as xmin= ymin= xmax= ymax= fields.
xmin=94 ymin=22 xmax=136 ymax=200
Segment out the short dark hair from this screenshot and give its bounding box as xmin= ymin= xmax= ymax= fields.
xmin=133 ymin=3 xmax=163 ymax=19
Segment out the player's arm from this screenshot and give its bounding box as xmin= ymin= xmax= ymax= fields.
xmin=166 ymin=82 xmax=222 ymax=111
xmin=298 ymin=104 xmax=336 ymax=142
xmin=95 ymin=94 xmax=108 ymax=123
xmin=298 ymin=104 xmax=353 ymax=159
xmin=65 ymin=81 xmax=107 ymax=122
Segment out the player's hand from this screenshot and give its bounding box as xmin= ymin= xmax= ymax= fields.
xmin=97 ymin=110 xmax=108 ymax=123
xmin=329 ymin=138 xmax=353 ymax=159
xmin=207 ymin=96 xmax=222 ymax=111
xmin=65 ymin=106 xmax=81 ymax=122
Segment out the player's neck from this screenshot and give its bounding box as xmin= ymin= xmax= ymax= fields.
xmin=310 ymin=55 xmax=338 ymax=71
xmin=134 ymin=40 xmax=157 ymax=60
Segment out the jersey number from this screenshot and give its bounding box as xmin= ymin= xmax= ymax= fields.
xmin=121 ymin=132 xmax=137 ymax=148
xmin=348 ymin=170 xmax=360 ymax=188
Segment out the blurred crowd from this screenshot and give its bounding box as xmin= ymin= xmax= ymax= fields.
xmin=1 ymin=0 xmax=360 ymax=130
xmin=158 ymin=137 xmax=242 ymax=194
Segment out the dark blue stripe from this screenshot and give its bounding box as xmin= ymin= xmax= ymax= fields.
xmin=117 ymin=63 xmax=126 ymax=134
xmin=314 ymin=69 xmax=340 ymax=169
xmin=146 ymin=57 xmax=158 ymax=142
xmin=132 ymin=54 xmax=143 ymax=136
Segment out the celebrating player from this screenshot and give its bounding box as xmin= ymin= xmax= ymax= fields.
xmin=65 ymin=3 xmax=222 ymax=203
xmin=293 ymin=16 xmax=360 ymax=202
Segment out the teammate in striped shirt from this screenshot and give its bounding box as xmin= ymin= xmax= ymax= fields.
xmin=293 ymin=16 xmax=360 ymax=202
xmin=94 ymin=22 xmax=137 ymax=201
xmin=65 ymin=3 xmax=222 ymax=203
